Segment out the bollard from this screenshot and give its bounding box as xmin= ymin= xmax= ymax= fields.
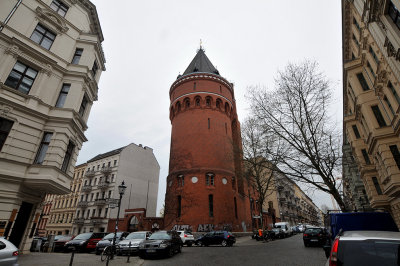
xmin=127 ymin=241 xmax=131 ymax=263
xmin=69 ymin=247 xmax=75 ymax=266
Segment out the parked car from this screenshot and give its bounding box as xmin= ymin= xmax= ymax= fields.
xmin=324 ymin=231 xmax=400 ymax=266
xmin=53 ymin=235 xmax=74 ymax=252
xmin=30 ymin=236 xmax=47 ymax=252
xmin=195 ymin=231 xmax=236 ymax=247
xmin=95 ymin=232 xmax=129 ymax=255
xmin=303 ymin=227 xmax=328 ymax=247
xmin=177 ymin=230 xmax=195 ymax=247
xmin=65 ymin=232 xmax=107 ymax=252
xmin=119 ymin=231 xmax=151 ymax=255
xmin=138 ymin=231 xmax=182 ymax=259
xmin=270 ymin=228 xmax=285 ymax=239
xmin=0 ymin=237 xmax=19 ymax=266
xmin=274 ymin=222 xmax=292 ymax=237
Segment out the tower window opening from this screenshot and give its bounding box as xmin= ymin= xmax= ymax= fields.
xmin=225 ymin=123 xmax=227 ymax=134
xmin=208 ymin=118 xmax=210 ymax=129
xmin=194 ymin=82 xmax=196 ymax=90
xmin=232 ymin=176 xmax=236 ymax=190
xmin=184 ymin=98 xmax=190 ymax=109
xmin=195 ymin=97 xmax=200 ymax=106
xmin=177 ymin=195 xmax=182 ymax=217
xmin=176 ymin=101 xmax=181 ymax=112
xmin=206 ymin=173 xmax=215 ymax=186
xmin=206 ymin=97 xmax=211 ymax=107
xmin=216 ymin=99 xmax=221 ymax=109
xmin=234 ymin=197 xmax=238 ymax=219
xmin=177 ymin=175 xmax=184 ymax=187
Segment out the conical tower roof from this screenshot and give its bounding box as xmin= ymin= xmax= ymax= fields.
xmin=182 ymin=48 xmax=220 ymax=76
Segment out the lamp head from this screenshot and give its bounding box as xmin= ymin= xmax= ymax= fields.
xmin=118 ymin=181 xmax=127 ymax=196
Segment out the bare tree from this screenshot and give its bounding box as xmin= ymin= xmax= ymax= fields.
xmin=241 ymin=117 xmax=284 ymax=230
xmin=247 ymin=60 xmax=349 ymax=211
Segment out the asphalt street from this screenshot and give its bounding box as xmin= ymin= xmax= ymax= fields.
xmin=19 ymin=234 xmax=327 ymax=266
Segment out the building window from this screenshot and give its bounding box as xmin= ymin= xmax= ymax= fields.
xmin=55 ymin=84 xmax=70 ymax=107
xmin=361 ymin=149 xmax=371 ymax=165
xmin=206 ymin=97 xmax=211 ymax=107
xmin=0 ymin=118 xmax=13 ymax=151
xmin=352 ymin=125 xmax=361 ymax=139
xmin=388 ymin=81 xmax=400 ymax=107
xmin=388 ymin=1 xmax=400 ymax=30
xmin=50 ymin=0 xmax=68 ymax=16
xmin=389 ymin=145 xmax=400 ymax=170
xmin=225 ymin=123 xmax=227 ymax=134
xmin=372 ymin=177 xmax=383 ymax=195
xmin=30 ymin=24 xmax=56 ymax=50
xmin=353 ymin=17 xmax=360 ymax=31
xmin=176 ymin=102 xmax=181 ymax=112
xmin=216 ymin=99 xmax=221 ymax=109
xmin=177 ymin=195 xmax=181 ymax=217
xmin=195 ymin=97 xmax=200 ymax=106
xmin=61 ymin=141 xmax=75 ymax=172
xmin=79 ymin=95 xmax=88 ymax=117
xmin=208 ymin=118 xmax=210 ymax=129
xmin=34 ymin=132 xmax=53 ymax=164
xmin=177 ymin=175 xmax=184 ymax=187
xmin=206 ymin=173 xmax=214 ymax=186
xmin=371 ymin=105 xmax=387 ymax=127
xmin=209 ymin=194 xmax=214 ymax=217
xmin=71 ymin=48 xmax=83 ymax=64
xmin=356 ymin=73 xmax=370 ymax=91
xmin=114 ymin=160 xmax=117 ymax=166
xmin=384 ymin=95 xmax=395 ymax=116
xmin=234 ymin=197 xmax=238 ymax=219
xmin=92 ymin=60 xmax=99 ymax=78
xmin=232 ymin=176 xmax=236 ymax=190
xmin=194 ymin=82 xmax=196 ymax=90
xmin=184 ymin=98 xmax=190 ymax=108
xmin=4 ymin=61 xmax=38 ymax=94
xmin=369 ymin=46 xmax=379 ymax=64
xmin=367 ymin=61 xmax=376 ymax=79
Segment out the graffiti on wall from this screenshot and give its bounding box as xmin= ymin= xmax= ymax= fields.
xmin=197 ymin=224 xmax=214 ymax=232
xmin=172 ymin=224 xmax=192 ymax=231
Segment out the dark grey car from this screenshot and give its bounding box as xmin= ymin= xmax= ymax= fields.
xmin=95 ymin=232 xmax=128 ymax=255
xmin=138 ymin=231 xmax=182 ymax=259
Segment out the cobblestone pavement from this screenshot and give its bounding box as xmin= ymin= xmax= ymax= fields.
xmin=19 ymin=234 xmax=327 ymax=266
xmin=19 ymin=251 xmax=144 ymax=266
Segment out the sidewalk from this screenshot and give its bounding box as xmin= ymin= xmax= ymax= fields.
xmin=19 ymin=252 xmax=144 ymax=266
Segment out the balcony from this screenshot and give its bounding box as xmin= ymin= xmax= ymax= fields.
xmin=97 ymin=181 xmax=110 ymax=190
xmin=81 ymin=185 xmax=92 ymax=192
xmin=101 ymin=166 xmax=113 ymax=175
xmin=90 ymin=217 xmax=105 ymax=225
xmin=85 ymin=170 xmax=96 ymax=178
xmin=77 ymin=201 xmax=89 ymax=208
xmin=73 ymin=218 xmax=84 ymax=225
xmin=93 ymin=198 xmax=107 ymax=206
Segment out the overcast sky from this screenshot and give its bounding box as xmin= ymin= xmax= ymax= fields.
xmin=78 ymin=0 xmax=343 ymax=214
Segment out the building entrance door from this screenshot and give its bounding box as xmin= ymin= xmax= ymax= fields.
xmin=9 ymin=201 xmax=33 ymax=248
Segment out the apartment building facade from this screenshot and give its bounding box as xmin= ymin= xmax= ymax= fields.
xmin=342 ymin=0 xmax=400 ymax=226
xmin=72 ymin=144 xmax=160 ymax=235
xmin=0 ymin=0 xmax=105 ymax=251
xmin=45 ymin=163 xmax=86 ymax=236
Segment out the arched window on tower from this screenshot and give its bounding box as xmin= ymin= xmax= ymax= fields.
xmin=184 ymin=98 xmax=190 ymax=109
xmin=206 ymin=173 xmax=215 ymax=186
xmin=206 ymin=97 xmax=212 ymax=107
xmin=176 ymin=101 xmax=181 ymax=112
xmin=177 ymin=195 xmax=182 ymax=217
xmin=216 ymin=99 xmax=222 ymax=109
xmin=195 ymin=97 xmax=201 ymax=107
xmin=177 ymin=174 xmax=184 ymax=187
xmin=225 ymin=103 xmax=230 ymax=113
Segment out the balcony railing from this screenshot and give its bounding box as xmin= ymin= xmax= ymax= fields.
xmin=85 ymin=170 xmax=95 ymax=178
xmin=73 ymin=218 xmax=84 ymax=225
xmin=81 ymin=185 xmax=92 ymax=192
xmin=97 ymin=181 xmax=110 ymax=190
xmin=93 ymin=198 xmax=107 ymax=206
xmin=90 ymin=217 xmax=105 ymax=225
xmin=101 ymin=166 xmax=112 ymax=175
xmin=77 ymin=201 xmax=89 ymax=208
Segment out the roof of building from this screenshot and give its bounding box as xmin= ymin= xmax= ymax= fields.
xmin=181 ymin=48 xmax=220 ymax=77
xmin=87 ymin=146 xmax=126 ymax=163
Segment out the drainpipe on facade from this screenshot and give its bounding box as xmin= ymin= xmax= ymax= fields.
xmin=0 ymin=0 xmax=23 ymax=32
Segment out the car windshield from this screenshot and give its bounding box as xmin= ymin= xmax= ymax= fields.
xmin=103 ymin=233 xmax=120 ymax=240
xmin=149 ymin=232 xmax=171 ymax=240
xmin=304 ymin=228 xmax=322 ymax=234
xmin=272 ymin=229 xmax=280 ymax=232
xmin=54 ymin=235 xmax=64 ymax=241
xmin=338 ymin=239 xmax=400 ymax=266
xmin=74 ymin=233 xmax=92 ymax=240
xmin=57 ymin=236 xmax=72 ymax=241
xmin=126 ymin=233 xmax=146 ymax=240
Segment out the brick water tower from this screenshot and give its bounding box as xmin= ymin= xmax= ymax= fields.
xmin=164 ymin=47 xmax=252 ymax=232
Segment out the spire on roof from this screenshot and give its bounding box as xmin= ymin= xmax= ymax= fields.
xmin=182 ymin=45 xmax=220 ymax=76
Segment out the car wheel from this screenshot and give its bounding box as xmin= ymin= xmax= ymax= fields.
xmin=168 ymin=247 xmax=174 ymax=258
xmin=221 ymin=240 xmax=228 ymax=247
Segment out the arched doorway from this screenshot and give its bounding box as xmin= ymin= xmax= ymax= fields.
xmin=128 ymin=215 xmax=139 ymax=232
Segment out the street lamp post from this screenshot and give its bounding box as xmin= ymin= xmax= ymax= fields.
xmin=111 ymin=181 xmax=126 ymax=259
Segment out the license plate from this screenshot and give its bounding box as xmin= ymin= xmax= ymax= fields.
xmin=146 ymin=249 xmax=156 ymax=253
xmin=311 ymin=239 xmax=318 ymax=242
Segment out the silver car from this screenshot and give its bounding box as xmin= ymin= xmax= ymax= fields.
xmin=0 ymin=237 xmax=19 ymax=266
xmin=118 ymin=231 xmax=151 ymax=255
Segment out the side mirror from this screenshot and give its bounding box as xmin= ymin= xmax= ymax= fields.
xmin=323 ymin=245 xmax=331 ymax=259
xmin=0 ymin=242 xmax=6 ymax=250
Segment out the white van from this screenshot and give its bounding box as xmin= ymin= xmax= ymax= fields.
xmin=274 ymin=222 xmax=292 ymax=237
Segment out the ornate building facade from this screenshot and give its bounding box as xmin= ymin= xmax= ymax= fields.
xmin=342 ymin=0 xmax=400 ymax=226
xmin=164 ymin=47 xmax=253 ymax=232
xmin=0 ymin=0 xmax=105 ymax=252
